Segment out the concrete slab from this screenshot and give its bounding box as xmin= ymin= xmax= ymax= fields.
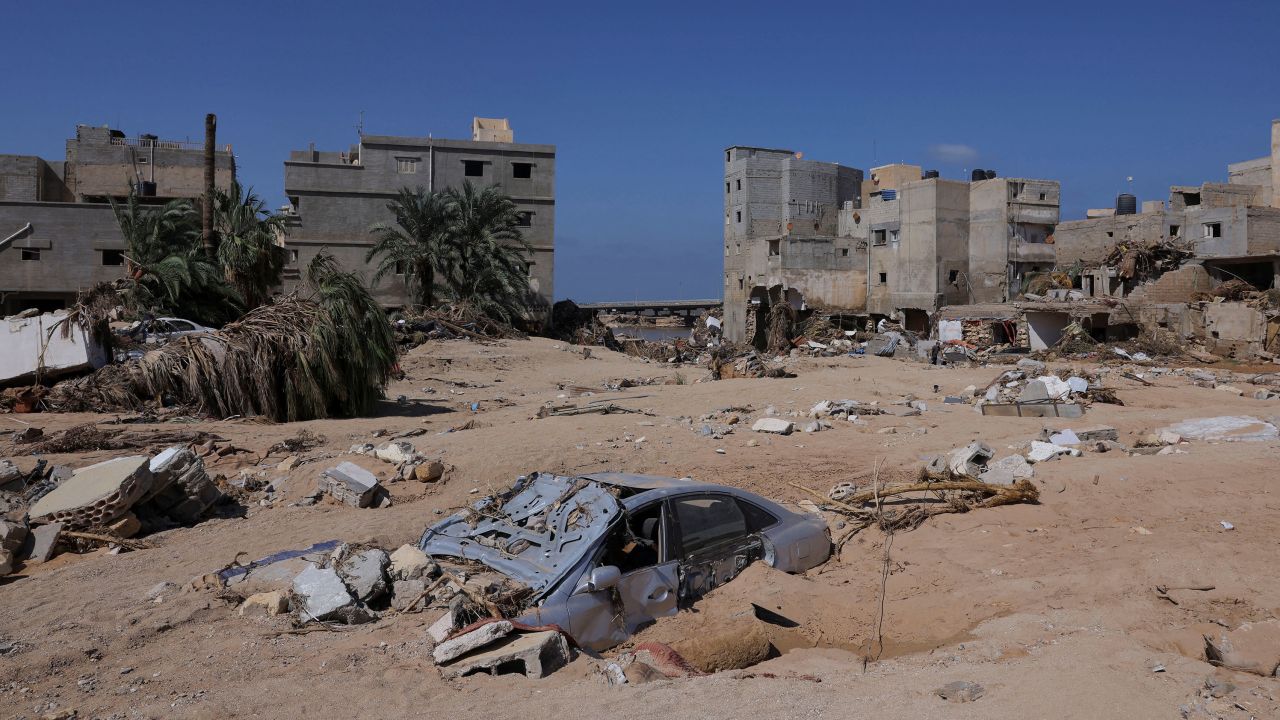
xmin=433 ymin=620 xmax=513 ymax=664
xmin=321 ymin=462 xmax=380 ymax=507
xmin=25 ymin=522 xmax=63 ymax=563
xmin=438 ymin=630 xmax=571 ymax=679
xmin=751 ymin=418 xmax=794 ymax=435
xmin=338 ymin=549 xmax=389 ymax=602
xmin=29 ymin=456 xmax=151 ymax=529
xmin=292 ymin=564 xmax=356 ymax=621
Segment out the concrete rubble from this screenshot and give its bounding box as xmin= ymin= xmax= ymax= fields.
xmin=433 ymin=620 xmax=514 ymax=664
xmin=945 ymin=441 xmax=994 ymax=478
xmin=980 ymin=455 xmax=1035 ymax=485
xmin=291 ymin=563 xmax=369 ymax=624
xmin=0 ymin=519 xmax=28 ymax=574
xmin=321 ymin=462 xmax=382 ymax=507
xmin=337 ymin=548 xmax=390 ymax=603
xmin=1026 ymin=441 xmax=1083 ymax=463
xmin=751 ymin=418 xmax=794 ymax=435
xmin=437 ymin=629 xmax=571 ymax=679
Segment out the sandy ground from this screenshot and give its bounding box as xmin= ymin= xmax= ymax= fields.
xmin=2 ymin=336 xmax=1279 ymax=719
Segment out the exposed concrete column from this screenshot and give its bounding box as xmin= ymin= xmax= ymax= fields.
xmin=1271 ymin=119 xmax=1279 ymax=208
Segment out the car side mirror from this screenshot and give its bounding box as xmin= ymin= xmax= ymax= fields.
xmin=574 ymin=565 xmax=621 ymax=595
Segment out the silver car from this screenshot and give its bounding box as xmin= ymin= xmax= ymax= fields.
xmin=419 ymin=472 xmax=831 ymax=651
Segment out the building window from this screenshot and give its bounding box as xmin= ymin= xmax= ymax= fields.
xmin=464 ymin=160 xmax=484 ymax=177
xmin=512 ymin=162 xmax=533 ymax=179
xmin=1203 ymin=222 xmax=1222 ymax=238
xmin=289 ymin=249 xmax=299 ymax=263
xmin=841 ymin=248 xmax=849 ymax=257
xmin=1183 ymin=192 xmax=1201 ymax=206
xmin=873 ymin=229 xmax=887 ymax=246
xmin=20 ymin=248 xmax=40 ymax=261
xmin=516 ymin=211 xmax=533 ymax=227
xmin=949 ymin=269 xmax=958 ymax=282
xmin=394 ymin=260 xmax=407 ymax=275
xmin=725 ymin=244 xmax=730 ymax=257
xmin=736 ymin=179 xmax=741 ymax=191
xmin=396 ymin=157 xmax=418 ymax=174
xmin=735 ymin=243 xmax=740 ymax=255
xmin=725 ymin=182 xmax=731 ymax=194
xmin=137 ymin=156 xmax=149 ymax=164
xmin=101 ymin=249 xmax=124 ymax=266
xmin=736 ymin=211 xmax=742 ymax=223
xmin=878 ymin=272 xmax=887 ymax=284
xmin=725 ymin=150 xmax=731 ymax=162
xmin=1169 ymin=224 xmax=1180 ymax=237
xmin=1106 ymin=231 xmax=1113 ymax=238
xmin=738 ymin=278 xmax=744 ymax=290
xmin=1038 ymin=192 xmax=1047 ymax=201
xmin=768 ymin=239 xmax=780 ymax=256
xmin=889 ymin=229 xmax=899 ymax=243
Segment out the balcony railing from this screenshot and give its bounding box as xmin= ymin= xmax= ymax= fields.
xmin=109 ymin=136 xmax=205 ymax=151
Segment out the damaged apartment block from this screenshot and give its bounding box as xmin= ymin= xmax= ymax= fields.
xmin=721 ymin=148 xmax=1060 ymax=344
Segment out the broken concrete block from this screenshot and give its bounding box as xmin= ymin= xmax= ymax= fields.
xmin=277 ymin=455 xmax=300 ymax=472
xmin=980 ymin=455 xmax=1034 ymax=485
xmin=29 ymin=456 xmax=151 ymax=530
xmin=1018 ymin=381 xmax=1050 ymax=403
xmin=1160 ymin=416 xmax=1279 ymax=443
xmin=239 ymin=590 xmax=289 ymax=617
xmin=799 ymin=421 xmax=821 ymax=433
xmin=1036 ymin=376 xmax=1072 ymax=400
xmin=389 ymin=544 xmax=433 ymax=580
xmin=414 ymin=460 xmax=446 ymax=483
xmin=0 ymin=519 xmax=27 ymax=553
xmin=1072 ymin=425 xmax=1119 ymax=442
xmin=373 ymin=441 xmax=420 ymax=465
xmin=106 ymin=512 xmax=141 ymax=539
xmin=337 ymin=548 xmax=389 ymax=603
xmin=438 ymin=630 xmax=571 ymax=679
xmin=433 ymin=620 xmax=513 ymax=664
xmin=0 ymin=460 xmax=22 ymax=491
xmin=1027 ymin=441 xmax=1081 ymax=463
xmin=292 ymin=564 xmax=357 ymax=622
xmin=1158 ymin=430 xmax=1183 ymax=446
xmin=321 ymin=462 xmax=380 ymax=508
xmin=427 ymin=607 xmax=460 ymax=643
xmin=936 ymin=680 xmax=984 ymax=703
xmin=25 ymin=522 xmax=63 ymax=563
xmin=1048 ymin=429 xmax=1080 ymax=445
xmin=1216 ymin=385 xmax=1246 ymax=396
xmin=751 ymin=418 xmax=794 ymax=435
xmin=1016 ymin=358 xmax=1046 ymax=374
xmin=390 ymin=578 xmax=428 ymax=611
xmin=1067 ymin=377 xmax=1089 ymax=394
xmin=945 ymin=442 xmax=994 ymax=478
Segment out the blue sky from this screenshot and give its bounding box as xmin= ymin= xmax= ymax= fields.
xmin=4 ymin=1 xmax=1277 ymax=301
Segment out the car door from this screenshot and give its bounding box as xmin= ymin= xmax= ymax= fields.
xmin=566 ymin=500 xmax=680 ymax=647
xmin=668 ymin=493 xmax=766 ymax=602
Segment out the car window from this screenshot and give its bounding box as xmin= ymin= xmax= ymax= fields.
xmin=172 ymin=320 xmax=195 ymax=331
xmin=673 ymin=495 xmax=747 ymax=556
xmin=599 ymin=502 xmax=664 ymax=574
xmin=736 ymin=499 xmax=778 ymax=532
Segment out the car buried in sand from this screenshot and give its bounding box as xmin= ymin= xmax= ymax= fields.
xmin=419 ymin=472 xmax=831 ymax=651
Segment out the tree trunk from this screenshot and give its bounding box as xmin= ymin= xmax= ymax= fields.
xmin=423 ymin=264 xmax=434 ymax=308
xmin=202 ymin=113 xmax=217 ymax=258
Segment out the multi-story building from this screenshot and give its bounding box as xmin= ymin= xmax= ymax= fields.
xmin=722 ymin=149 xmax=1061 ymax=340
xmin=1055 ymin=120 xmax=1280 ymax=298
xmin=282 ymin=117 xmax=555 ymax=307
xmin=0 ymin=125 xmax=236 ymax=314
xmin=968 ymin=177 xmax=1061 ymax=303
xmin=721 ymin=146 xmax=862 ymax=343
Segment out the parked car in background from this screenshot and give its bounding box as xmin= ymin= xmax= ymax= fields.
xmin=142 ymin=317 xmax=211 ymax=344
xmin=419 ymin=472 xmax=831 ymax=651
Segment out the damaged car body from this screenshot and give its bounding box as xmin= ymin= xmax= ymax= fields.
xmin=419 ymin=472 xmax=831 ymax=651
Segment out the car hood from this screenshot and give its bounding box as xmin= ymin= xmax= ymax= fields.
xmin=418 ymin=472 xmax=621 ymax=598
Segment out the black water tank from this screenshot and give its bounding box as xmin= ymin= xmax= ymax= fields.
xmin=985 ymin=169 xmax=997 ymax=180
xmin=1116 ymin=193 xmax=1137 ymax=215
xmin=923 ymin=169 xmax=940 ymax=179
xmin=971 ymin=169 xmax=986 ymax=181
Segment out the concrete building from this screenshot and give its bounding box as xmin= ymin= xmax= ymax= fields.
xmin=0 ymin=125 xmax=236 ymax=314
xmin=722 ymin=147 xmax=1062 ymax=341
xmin=968 ymin=177 xmax=1061 ymax=303
xmin=721 ymin=146 xmax=862 ymax=344
xmin=282 ymin=117 xmax=554 ymax=308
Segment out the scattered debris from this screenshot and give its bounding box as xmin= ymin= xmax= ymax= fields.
xmin=935 ymin=680 xmax=985 ymax=703
xmin=1159 ymin=416 xmax=1278 ymax=443
xmin=321 ymin=463 xmax=382 ymax=508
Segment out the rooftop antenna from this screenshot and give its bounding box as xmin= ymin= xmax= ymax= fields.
xmin=356 ymin=110 xmax=365 ymax=138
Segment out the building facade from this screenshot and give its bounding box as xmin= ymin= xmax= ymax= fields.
xmin=282 ymin=117 xmax=555 ymax=307
xmin=722 ymin=149 xmax=1061 ymax=340
xmin=0 ymin=125 xmax=235 ymax=315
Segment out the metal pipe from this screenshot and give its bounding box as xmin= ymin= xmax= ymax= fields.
xmin=0 ymin=223 xmax=33 ymax=251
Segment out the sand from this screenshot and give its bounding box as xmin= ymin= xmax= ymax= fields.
xmin=2 ymin=336 xmax=1278 ymax=719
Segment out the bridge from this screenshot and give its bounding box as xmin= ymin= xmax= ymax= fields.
xmin=576 ymin=299 xmax=722 ymax=318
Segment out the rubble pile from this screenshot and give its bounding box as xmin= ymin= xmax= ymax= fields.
xmin=1105 ymin=238 xmax=1194 ymax=281
xmin=549 ymin=300 xmax=621 ymax=350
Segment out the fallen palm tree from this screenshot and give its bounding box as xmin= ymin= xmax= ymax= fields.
xmin=46 ymin=252 xmax=396 ymax=422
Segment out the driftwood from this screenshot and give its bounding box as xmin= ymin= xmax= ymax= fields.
xmin=61 ymin=530 xmax=151 ymax=551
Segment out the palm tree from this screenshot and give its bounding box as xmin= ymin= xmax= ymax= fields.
xmin=366 ymin=187 xmax=455 ymax=307
xmin=214 ymin=181 xmax=287 ymax=309
xmin=110 ymin=187 xmax=241 ymax=324
xmin=442 ymin=181 xmax=534 ymax=324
